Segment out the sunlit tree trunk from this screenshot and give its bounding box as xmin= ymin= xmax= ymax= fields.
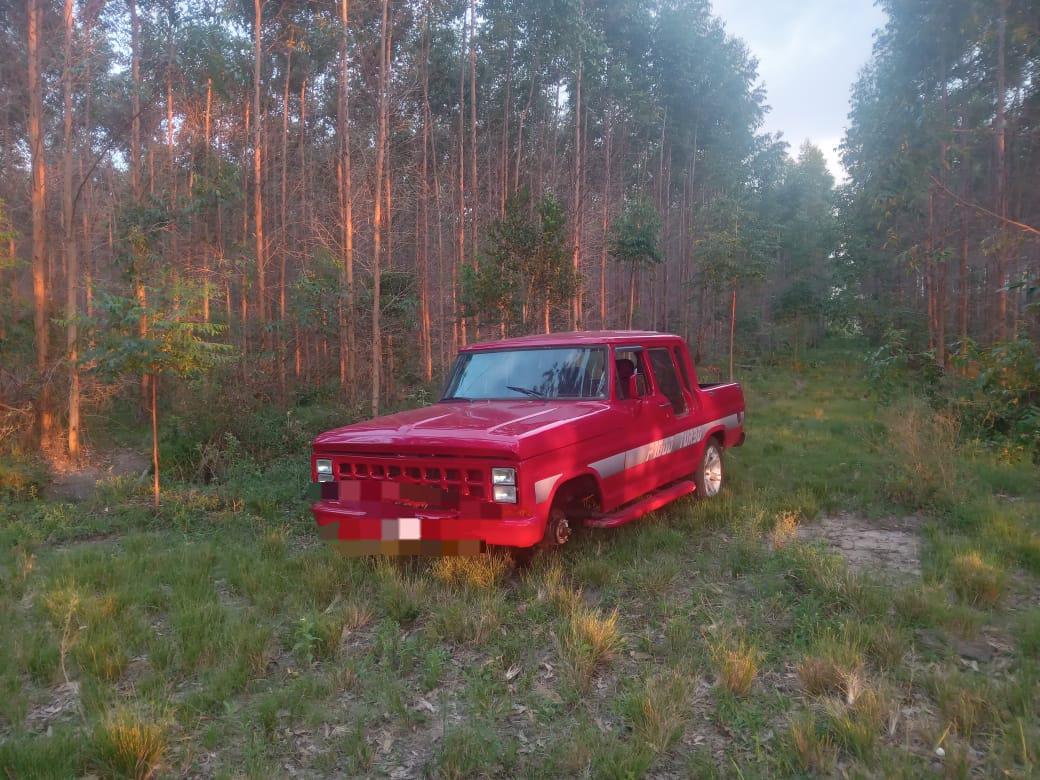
xmin=371 ymin=0 xmax=390 ymax=416
xmin=63 ymin=0 xmax=80 ymax=458
xmin=252 ymin=0 xmax=267 ymax=329
xmin=338 ymin=0 xmax=354 ymax=392
xmin=28 ymin=0 xmax=54 ymax=451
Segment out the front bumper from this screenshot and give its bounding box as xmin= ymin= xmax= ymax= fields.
xmin=311 ymin=499 xmax=544 ymax=550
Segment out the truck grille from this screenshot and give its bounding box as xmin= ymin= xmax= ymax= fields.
xmin=334 ymin=457 xmax=488 ymax=499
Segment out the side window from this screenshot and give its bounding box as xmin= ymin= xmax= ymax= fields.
xmin=614 ymin=349 xmax=650 ymax=399
xmin=673 ymin=347 xmax=692 ymax=392
xmin=648 ymin=348 xmax=687 ymax=414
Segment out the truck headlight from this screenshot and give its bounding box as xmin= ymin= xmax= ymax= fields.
xmin=315 ymin=459 xmax=334 ymax=482
xmin=491 ymin=467 xmax=515 ymax=486
xmin=492 ymin=485 xmax=517 ymax=503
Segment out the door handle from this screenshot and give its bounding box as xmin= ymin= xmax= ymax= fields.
xmin=656 ymin=401 xmax=672 ymax=410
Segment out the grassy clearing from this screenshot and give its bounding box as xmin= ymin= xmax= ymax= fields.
xmin=1 ymin=342 xmax=1038 ymax=777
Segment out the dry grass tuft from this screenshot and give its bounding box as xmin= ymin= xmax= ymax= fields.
xmin=823 ymin=685 xmax=888 ymax=759
xmin=629 ymin=671 xmax=690 ymax=752
xmin=882 ymin=399 xmax=962 ymax=505
xmin=538 ymin=561 xmax=583 ymax=613
xmin=93 ymin=708 xmax=168 ymax=780
xmin=797 ymin=656 xmax=846 ymax=697
xmin=713 ymin=641 xmax=758 ymax=697
xmin=431 ymin=552 xmax=510 ymax=590
xmin=557 ymin=603 xmax=622 ymax=688
xmin=341 ymin=600 xmax=374 ymax=632
xmin=789 ymin=710 xmax=837 ymax=774
xmin=771 ymin=511 xmax=800 ymax=550
xmin=948 ymin=551 xmax=1006 ymax=607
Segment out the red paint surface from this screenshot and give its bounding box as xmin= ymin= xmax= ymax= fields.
xmin=311 ymin=331 xmax=745 ymax=549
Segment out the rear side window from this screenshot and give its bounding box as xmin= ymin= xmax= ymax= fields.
xmin=648 ymin=348 xmax=687 ymax=414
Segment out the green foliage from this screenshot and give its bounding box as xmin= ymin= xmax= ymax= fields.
xmin=608 ymin=195 xmax=662 ymax=269
xmin=463 ymin=190 xmax=574 ymax=333
xmin=86 ymin=285 xmax=231 ymax=382
xmin=950 ymin=339 xmax=1040 ymax=459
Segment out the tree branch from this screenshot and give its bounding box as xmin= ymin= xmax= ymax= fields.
xmin=930 ymin=175 xmax=1040 ymax=238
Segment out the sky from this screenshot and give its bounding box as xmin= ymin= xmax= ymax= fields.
xmin=711 ymin=0 xmax=888 ymax=181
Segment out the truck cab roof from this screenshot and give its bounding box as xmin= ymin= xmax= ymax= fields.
xmin=462 ymin=330 xmax=681 ymax=351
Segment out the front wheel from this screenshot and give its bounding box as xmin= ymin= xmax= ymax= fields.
xmin=510 ymin=506 xmax=571 ymax=567
xmin=694 ymin=440 xmax=724 ymax=498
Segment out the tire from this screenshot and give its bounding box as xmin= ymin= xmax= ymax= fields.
xmin=694 ymin=439 xmax=724 ymax=498
xmin=510 ymin=506 xmax=572 ymax=567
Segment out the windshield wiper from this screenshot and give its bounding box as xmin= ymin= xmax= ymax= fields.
xmin=506 ymin=385 xmax=546 ymax=399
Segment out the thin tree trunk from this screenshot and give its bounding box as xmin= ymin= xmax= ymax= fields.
xmin=420 ymin=3 xmax=433 ymax=382
xmin=571 ymin=20 xmax=583 ymax=330
xmin=729 ymin=284 xmax=736 ymax=382
xmin=130 ymin=0 xmax=149 ymax=412
xmin=28 ymin=0 xmax=53 ymax=451
xmin=253 ymin=0 xmax=267 ymax=328
xmin=994 ymin=0 xmax=1008 ymax=342
xmin=600 ymin=109 xmax=611 ymax=328
xmin=371 ymin=0 xmax=389 ymax=416
xmin=456 ymin=9 xmax=467 ymax=347
xmin=151 ymin=372 xmax=159 ymax=507
xmin=63 ymin=0 xmax=80 ymax=458
xmin=278 ymin=43 xmax=291 ymax=397
xmin=468 ymin=0 xmax=478 ymax=267
xmin=338 ymin=0 xmax=354 ymax=391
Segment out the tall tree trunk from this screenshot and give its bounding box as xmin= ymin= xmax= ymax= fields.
xmin=151 ymin=373 xmax=159 ymax=507
xmin=203 ymin=76 xmax=212 ymax=323
xmin=729 ymin=284 xmax=737 ymax=382
xmin=338 ymin=0 xmax=354 ymax=392
xmin=456 ymin=8 xmax=467 ymax=347
xmin=994 ymin=0 xmax=1008 ymax=342
xmin=253 ymin=0 xmax=267 ymax=329
xmin=371 ymin=0 xmax=389 ymax=416
xmin=28 ymin=0 xmax=54 ymax=451
xmin=129 ymin=0 xmax=149 ymax=412
xmin=63 ymin=0 xmax=80 ymax=458
xmin=419 ymin=4 xmax=433 ymax=382
xmin=571 ymin=17 xmax=583 ymax=330
xmin=278 ymin=43 xmax=291 ymax=397
xmin=599 ymin=109 xmax=611 ymax=328
xmin=468 ymin=0 xmax=478 ymax=268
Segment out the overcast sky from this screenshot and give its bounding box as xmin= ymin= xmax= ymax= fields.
xmin=710 ymin=0 xmax=887 ymax=180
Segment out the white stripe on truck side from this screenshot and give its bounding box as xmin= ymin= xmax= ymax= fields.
xmin=588 ymin=414 xmax=740 ymax=480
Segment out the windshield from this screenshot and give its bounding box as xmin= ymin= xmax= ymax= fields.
xmin=443 ymin=347 xmax=608 ymax=400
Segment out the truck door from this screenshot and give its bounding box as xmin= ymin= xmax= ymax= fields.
xmin=602 ymin=347 xmax=671 ymax=506
xmin=645 ymin=346 xmax=696 ymax=486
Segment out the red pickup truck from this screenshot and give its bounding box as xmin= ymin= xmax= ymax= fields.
xmin=311 ymin=331 xmax=745 ymax=555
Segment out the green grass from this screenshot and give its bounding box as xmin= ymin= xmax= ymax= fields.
xmin=1 ymin=342 xmax=1038 ymax=777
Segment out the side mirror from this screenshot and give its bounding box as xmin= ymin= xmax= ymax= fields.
xmin=626 ymin=375 xmax=643 ymax=400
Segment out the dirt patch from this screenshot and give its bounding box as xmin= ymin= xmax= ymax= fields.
xmin=798 ymin=512 xmax=921 ymax=577
xmin=45 ymin=447 xmax=150 ymax=502
xmin=25 ymin=681 xmax=82 ymax=731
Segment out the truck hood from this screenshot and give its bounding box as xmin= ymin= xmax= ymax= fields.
xmin=312 ymin=400 xmax=612 ymax=460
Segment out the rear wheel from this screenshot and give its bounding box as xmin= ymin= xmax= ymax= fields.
xmin=694 ymin=440 xmax=724 ymax=498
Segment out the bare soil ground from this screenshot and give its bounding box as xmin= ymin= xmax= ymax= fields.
xmin=798 ymin=512 xmax=922 ymax=577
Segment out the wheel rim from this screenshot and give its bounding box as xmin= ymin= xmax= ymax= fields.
xmin=703 ymin=446 xmax=723 ymax=496
xmin=552 ymin=513 xmax=572 ymax=545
